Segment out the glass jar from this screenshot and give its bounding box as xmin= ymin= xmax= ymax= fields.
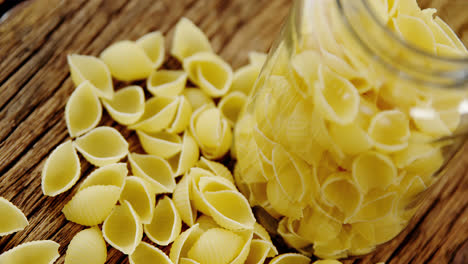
xmin=234 ymin=0 xmax=468 ymax=259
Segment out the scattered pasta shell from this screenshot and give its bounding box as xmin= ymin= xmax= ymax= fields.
xmin=171 ymin=17 xmax=213 ymax=61
xmin=269 ymin=253 xmax=311 ymax=264
xmin=183 ymin=88 xmax=214 ymax=110
xmin=167 ymin=95 xmax=193 ymax=134
xmin=0 ymin=197 xmax=28 ymax=236
xmin=136 ymin=31 xmax=165 ymax=69
xmin=145 ymin=196 xmax=182 ymax=246
xmin=230 ymin=64 xmax=261 ymax=95
xmin=196 ymin=157 xmax=234 ymax=183
xmin=170 ymin=224 xmax=204 ymax=264
xmin=218 ymin=91 xmax=247 ymax=125
xmin=41 ymin=140 xmax=80 ymax=197
xmin=100 ymin=40 xmax=153 ymax=81
xmin=137 ymin=130 xmax=182 ymax=158
xmin=73 ymin=126 xmax=129 ymax=167
xmin=65 ymin=81 xmax=102 ymax=138
xmin=0 ymin=240 xmax=60 ymax=264
xmin=64 ymin=227 xmax=107 ymax=264
xmin=102 ymin=85 xmax=145 ymax=125
xmin=230 ymin=229 xmax=255 ymax=264
xmin=352 ymin=151 xmax=397 ymax=193
xmin=67 ymin=54 xmax=113 ymax=99
xmin=167 ymin=132 xmax=200 ymax=177
xmin=78 ymin=163 xmax=127 ymax=191
xmin=368 ymin=110 xmax=410 ymax=152
xmin=173 ymin=173 xmax=197 ymax=226
xmin=190 ymin=168 xmax=232 ymax=215
xmin=147 ymin=70 xmax=187 ymax=97
xmin=120 ymin=176 xmax=156 ymax=224
xmin=244 ymin=239 xmax=272 ymax=264
xmin=62 ymin=185 xmax=121 ymax=226
xmin=102 ymin=200 xmax=143 ymax=255
xmin=183 ymin=52 xmax=233 ymax=97
xmin=128 ymin=153 xmax=176 ymax=194
xmin=130 ymin=242 xmax=173 ymax=264
xmin=130 ymin=96 xmax=179 ymax=133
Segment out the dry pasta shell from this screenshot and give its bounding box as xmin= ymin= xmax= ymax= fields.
xmin=145 ymin=196 xmax=182 ymax=246
xmin=100 ymin=40 xmax=153 ymax=81
xmin=167 ymin=95 xmax=193 ymax=134
xmin=296 ymin=206 xmax=342 ymax=244
xmin=291 ymin=50 xmax=320 ymax=94
xmin=0 ymin=197 xmax=28 ymax=236
xmin=120 ymin=176 xmax=156 ymax=224
xmin=67 ymin=54 xmax=113 ymax=99
xmin=218 ymin=91 xmax=247 ymax=125
xmin=268 ymin=253 xmax=310 ymax=264
xmin=136 ymin=31 xmax=165 ymax=69
xmin=230 ymin=64 xmax=261 ymax=96
xmin=167 ymin=131 xmax=199 ymax=177
xmin=65 ymin=81 xmax=102 ymax=138
xmin=248 ymin=51 xmax=267 ymax=67
xmin=73 ymin=126 xmax=129 ymax=167
xmin=313 ymin=228 xmax=351 ymax=259
xmin=196 ymin=157 xmax=234 ymax=183
xmin=171 ymin=17 xmax=213 ymax=62
xmin=130 ymin=242 xmax=172 ymax=264
xmin=350 ymin=192 xmax=397 ymax=222
xmin=173 ymin=173 xmax=197 ymax=226
xmin=183 ymin=52 xmax=233 ymax=98
xmin=277 ymin=217 xmax=310 ymax=252
xmin=195 ymin=108 xmax=232 ymax=159
xmin=41 ymin=140 xmax=80 ymax=197
xmin=352 ymin=151 xmax=397 ymax=193
xmin=329 ymin=122 xmax=373 ymax=156
xmin=196 ymin=215 xmax=220 ymax=231
xmin=266 ymin=180 xmax=304 ymax=219
xmin=190 ymin=168 xmax=229 ymax=215
xmin=435 ymin=17 xmax=468 ymax=53
xmin=62 ymin=185 xmax=121 ymax=226
xmin=0 ymin=240 xmax=60 ymax=264
xmin=183 ymin=88 xmax=214 ymax=111
xmin=137 ymin=130 xmax=182 ymax=158
xmin=147 ymin=70 xmax=187 ymax=97
xmin=410 ymin=107 xmax=452 ymax=137
xmin=64 ymin=227 xmax=107 ymax=264
xmin=394 ymin=14 xmax=436 ymax=53
xmin=229 ymin=229 xmax=254 ymax=264
xmin=180 ymin=258 xmax=200 ymax=264
xmin=130 ymin=96 xmax=179 ymax=133
xmin=102 ymin=200 xmax=143 ymax=255
xmin=79 ymin=163 xmax=127 ymax=191
xmin=368 ymin=110 xmax=410 ymax=152
xmin=128 ymin=153 xmax=176 ymax=194
xmin=170 ymin=224 xmax=204 ymax=264
xmin=252 ymin=125 xmax=276 ymax=162
xmin=102 ymin=85 xmax=145 ymax=125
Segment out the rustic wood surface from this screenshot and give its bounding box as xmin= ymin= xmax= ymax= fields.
xmin=0 ymin=0 xmax=467 ymax=263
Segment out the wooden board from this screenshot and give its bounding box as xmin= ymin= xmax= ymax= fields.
xmin=0 ymin=0 xmax=467 ymax=263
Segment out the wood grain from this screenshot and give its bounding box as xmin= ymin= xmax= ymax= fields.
xmin=0 ymin=0 xmax=466 ymax=264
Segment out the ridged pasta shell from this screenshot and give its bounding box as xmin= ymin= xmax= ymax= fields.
xmin=73 ymin=126 xmax=129 ymax=167
xmin=268 ymin=253 xmax=310 ymax=264
xmin=120 ymin=176 xmax=156 ymax=224
xmin=64 ymin=227 xmax=107 ymax=264
xmin=167 ymin=132 xmax=199 ymax=177
xmin=130 ymin=96 xmax=179 ymax=133
xmin=183 ymin=52 xmax=233 ymax=97
xmin=352 ymin=151 xmax=397 ymax=193
xmin=230 ymin=229 xmax=254 ymax=264
xmin=394 ymin=14 xmax=436 ymax=53
xmin=247 ymin=51 xmax=267 ymax=67
xmin=329 ymin=122 xmax=373 ymax=156
xmin=171 ymin=17 xmax=213 ymax=62
xmin=147 ymin=70 xmax=187 ymax=97
xmin=244 ymin=239 xmax=273 ymax=264
xmin=137 ymin=131 xmax=182 ymax=158
xmin=67 ymin=54 xmax=113 ymax=99
xmin=291 ymin=50 xmax=320 ymax=92
xmin=189 ymin=168 xmax=227 ymax=215
xmin=130 ymin=242 xmax=173 ymax=264
xmin=102 ymin=85 xmax=145 ymax=125
xmin=62 ymin=185 xmax=121 ymax=226
xmin=218 ymin=92 xmax=247 ymax=125
xmin=313 ymin=228 xmax=351 ymax=259
xmin=230 ymin=65 xmax=261 ymax=96
xmin=0 ymin=197 xmax=28 ymax=236
xmin=65 ymin=81 xmax=102 ymax=138
xmin=145 ymin=196 xmax=182 ymax=246
xmin=102 ymin=200 xmax=143 ymax=255
xmin=297 ymin=206 xmax=342 ymax=244
xmin=128 ymin=153 xmax=176 ymax=194
xmin=277 ymin=217 xmax=311 ymax=252
xmin=41 ymin=140 xmax=80 ymax=197
xmin=100 ymin=40 xmax=153 ymax=81
xmin=266 ymin=180 xmax=303 ymax=219
xmin=350 ymin=192 xmax=397 ymax=222
xmin=136 ymin=31 xmax=165 ymax=69
xmin=170 ymin=224 xmax=204 ymax=264
xmin=196 ymin=215 xmax=220 ymax=231
xmin=183 ymin=88 xmax=214 ymax=110
xmin=173 ymin=173 xmax=197 ymax=226
xmin=78 ymin=163 xmax=128 ymax=191
xmin=0 ymin=240 xmax=60 ymax=264
xmin=196 ymin=157 xmax=234 ymax=183
xmin=368 ymin=110 xmax=410 ymax=152
xmin=410 ymin=107 xmax=452 ymax=137
xmin=167 ymin=95 xmax=193 ymax=134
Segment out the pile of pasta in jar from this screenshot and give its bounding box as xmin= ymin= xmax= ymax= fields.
xmin=234 ymin=0 xmax=468 ymax=259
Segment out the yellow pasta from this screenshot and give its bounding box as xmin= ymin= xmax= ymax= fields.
xmin=329 ymin=121 xmax=373 ymax=156
xmin=41 ymin=140 xmax=80 ymax=197
xmin=65 ymin=81 xmax=102 ymax=138
xmin=313 ymin=260 xmax=343 ymax=264
xmin=100 ymin=40 xmax=153 ymax=81
xmin=64 ymin=227 xmax=107 ymax=264
xmin=183 ymin=52 xmax=233 ymax=97
xmin=196 ymin=215 xmax=220 ymax=231
xmin=145 ymin=196 xmax=182 ymax=246
xmin=351 ymin=192 xmax=397 ymax=222
xmin=266 ymin=180 xmax=303 ymax=219
xmin=268 ymin=253 xmax=311 ymax=264
xmin=394 ymin=15 xmax=436 ymax=53
xmin=313 ymin=228 xmax=351 ymax=259
xmin=62 ymin=185 xmax=121 ymax=226
xmin=218 ymin=91 xmax=247 ymax=125
xmin=0 ymin=240 xmax=60 ymax=264
xmin=291 ymin=50 xmax=320 ymax=93
xmin=230 ymin=64 xmax=261 ymax=95
xmin=137 ymin=130 xmax=182 ymax=158
xmin=297 ymin=206 xmax=342 ymax=244
xmin=73 ymin=126 xmax=129 ymax=167
xmin=147 ymin=70 xmax=187 ymax=97
xmin=368 ymin=110 xmax=410 ymax=152
xmin=102 ymin=85 xmax=145 ymax=125
xmin=277 ymin=218 xmax=311 ymax=253
xmin=410 ymin=107 xmax=452 ymax=137
xmin=167 ymin=95 xmax=193 ymax=134
xmin=180 ymin=258 xmax=200 ymax=264
xmin=0 ymin=197 xmax=28 ymax=236
xmin=79 ymin=163 xmax=127 ymax=191
xmin=196 ymin=157 xmax=234 ymax=183
xmin=171 ymin=17 xmax=213 ymax=61
xmin=67 ymin=54 xmax=113 ymax=99
xmin=352 ymin=151 xmax=397 ymax=193
xmin=170 ymin=224 xmax=204 ymax=264
xmin=102 ymin=200 xmax=143 ymax=255
xmin=183 ymin=87 xmax=214 ymax=110
xmin=167 ymin=131 xmax=199 ymax=177
xmin=230 ymin=229 xmax=255 ymax=264
xmin=128 ymin=153 xmax=176 ymax=194
xmin=129 ymin=242 xmax=173 ymax=264
xmin=173 ymin=174 xmax=197 ymax=226
xmin=120 ymin=176 xmax=155 ymax=224
xmin=130 ymin=96 xmax=179 ymax=133
xmin=435 ymin=17 xmax=468 ymax=53
xmin=136 ymin=31 xmax=165 ymax=69
xmin=248 ymin=51 xmax=267 ymax=67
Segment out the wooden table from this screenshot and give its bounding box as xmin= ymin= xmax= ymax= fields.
xmin=0 ymin=0 xmax=466 ymax=263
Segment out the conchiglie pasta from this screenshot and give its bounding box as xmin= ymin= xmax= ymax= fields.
xmin=435 ymin=16 xmax=468 ymax=53
xmin=368 ymin=110 xmax=410 ymax=152
xmin=167 ymin=131 xmax=200 ymax=177
xmin=102 ymin=85 xmax=145 ymax=125
xmin=173 ymin=173 xmax=197 ymax=227
xmin=128 ymin=153 xmax=176 ymax=194
xmin=130 ymin=96 xmax=179 ymax=133
xmin=277 ymin=218 xmax=310 ymax=252
xmin=41 ymin=140 xmax=80 ymax=197
xmin=268 ymin=253 xmax=311 ymax=264
xmin=147 ymin=70 xmax=187 ymax=97
xmin=73 ymin=126 xmax=129 ymax=167
xmin=137 ymin=130 xmax=182 ymax=158
xmin=120 ymin=176 xmax=155 ymax=224
xmin=394 ymin=14 xmax=436 ymax=53
xmin=183 ymin=88 xmax=214 ymax=110
xmin=0 ymin=240 xmax=60 ymax=264
xmin=129 ymin=242 xmax=173 ymax=264
xmin=297 ymin=206 xmax=342 ymax=244
xmin=136 ymin=31 xmax=165 ymax=69
xmin=168 ymin=95 xmax=193 ymax=134
xmin=352 ymin=151 xmax=397 ymax=193
xmin=218 ymin=91 xmax=247 ymax=125
xmin=230 ymin=64 xmax=261 ymax=95
xmin=62 ymin=185 xmax=121 ymax=226
xmin=244 ymin=239 xmax=274 ymax=264
xmin=329 ymin=122 xmax=373 ymax=156
xmin=79 ymin=163 xmax=127 ymax=191
xmin=0 ymin=197 xmax=28 ymax=236
xmin=248 ymin=51 xmax=267 ymax=67
xmin=266 ymin=180 xmax=303 ymax=219
xmin=350 ymin=192 xmax=397 ymax=222
xmin=170 ymin=224 xmax=204 ymax=264
xmin=145 ymin=196 xmax=182 ymax=246
xmin=65 ymin=81 xmax=102 ymax=138
xmin=180 ymin=258 xmax=200 ymax=264
xmin=102 ymin=201 xmax=143 ymax=255
xmin=196 ymin=157 xmax=234 ymax=183
xmin=171 ymin=17 xmax=213 ymax=61
xmin=196 ymin=215 xmax=220 ymax=231
xmin=64 ymin=227 xmax=107 ymax=264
